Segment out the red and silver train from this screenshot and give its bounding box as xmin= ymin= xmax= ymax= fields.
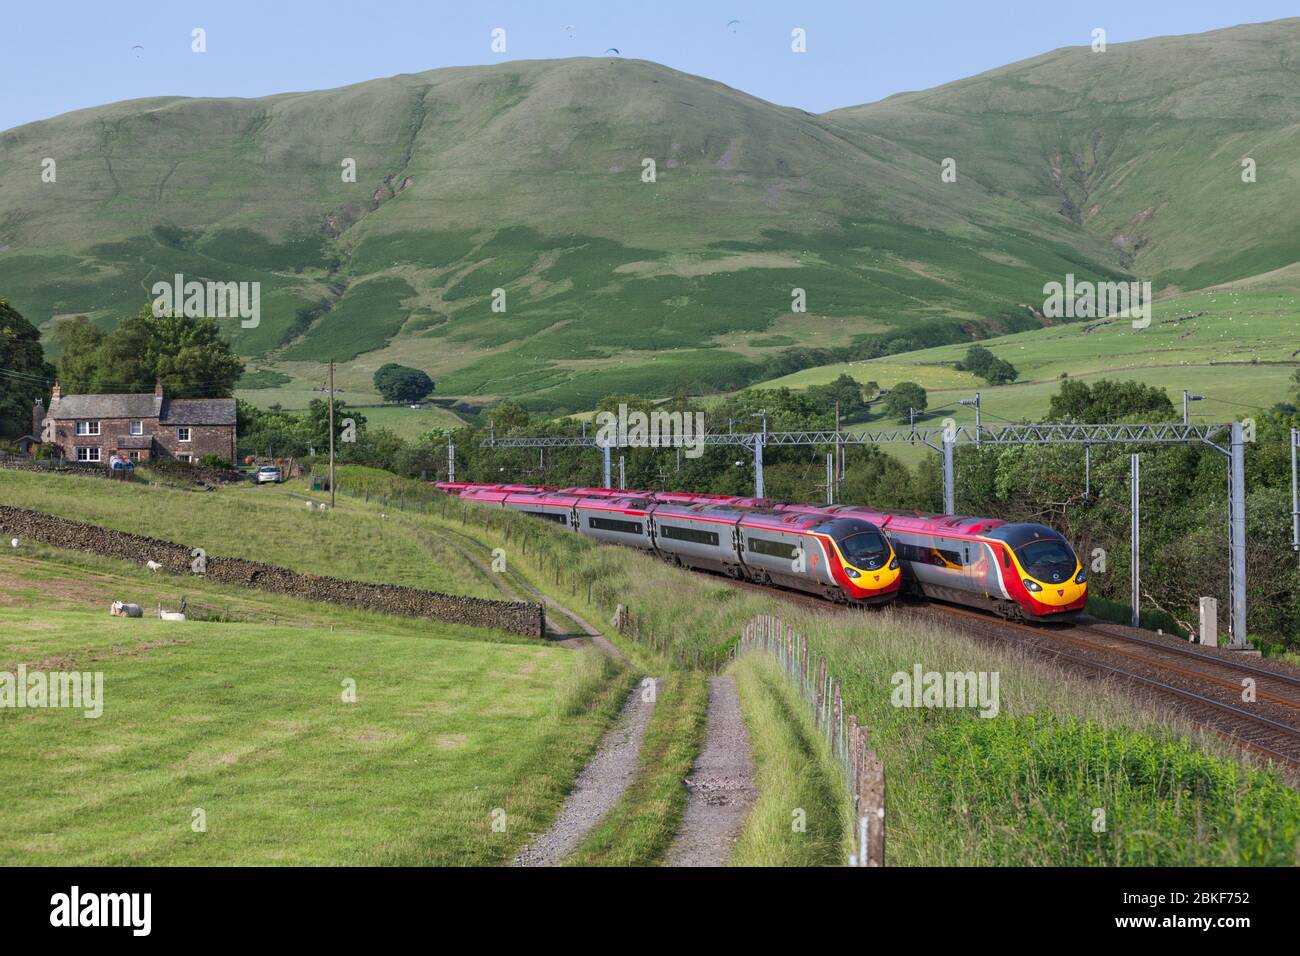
xmin=434 ymin=483 xmax=1087 ymax=621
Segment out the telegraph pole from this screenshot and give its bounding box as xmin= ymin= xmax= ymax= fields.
xmin=327 ymin=359 xmax=335 ymax=509
xmin=1183 ymin=389 xmax=1203 ymax=425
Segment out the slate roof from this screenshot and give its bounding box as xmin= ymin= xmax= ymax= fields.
xmin=160 ymin=398 xmax=236 ymax=426
xmin=44 ymin=393 xmax=235 ymax=427
xmin=46 ymin=394 xmax=161 ymax=420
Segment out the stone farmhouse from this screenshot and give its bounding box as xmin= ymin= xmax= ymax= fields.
xmin=34 ymin=379 xmax=237 ymax=466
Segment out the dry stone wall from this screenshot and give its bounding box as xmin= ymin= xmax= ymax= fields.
xmin=0 ymin=504 xmax=544 ymax=637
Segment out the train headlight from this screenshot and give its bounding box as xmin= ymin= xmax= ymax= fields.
xmin=844 ymin=567 xmax=861 ymax=579
xmin=1074 ymin=569 xmax=1087 ymax=584
xmin=889 ymin=555 xmax=899 ymax=570
xmin=1022 ymin=578 xmax=1042 ymax=592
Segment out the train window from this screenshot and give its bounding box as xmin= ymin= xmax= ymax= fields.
xmin=1001 ymin=547 xmax=1012 ymax=569
xmin=1017 ymin=539 xmax=1077 ymax=583
xmin=748 ymin=536 xmax=798 ymax=560
xmin=837 ymin=531 xmax=888 ymax=570
xmin=659 ymin=524 xmax=719 ymax=546
xmin=525 ymin=510 xmax=569 ymax=525
xmin=588 ymin=516 xmax=644 ymax=535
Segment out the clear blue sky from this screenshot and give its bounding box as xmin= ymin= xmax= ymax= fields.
xmin=2 ymin=1 xmax=1295 ymax=130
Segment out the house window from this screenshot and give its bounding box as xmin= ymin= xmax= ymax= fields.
xmin=127 ymin=451 xmax=140 ymax=462
xmin=129 ymin=421 xmax=143 ymax=436
xmin=76 ymin=447 xmax=101 ymax=462
xmin=76 ymin=421 xmax=100 ymax=436
xmin=178 ymin=454 xmax=192 ymax=463
xmin=177 ymin=427 xmax=191 ymax=443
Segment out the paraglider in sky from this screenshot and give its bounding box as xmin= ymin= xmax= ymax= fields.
xmin=563 ymin=24 xmax=575 ymax=39
xmin=604 ymin=47 xmax=620 ymax=56
xmin=726 ymin=19 xmax=741 ymax=34
xmin=131 ymin=44 xmax=144 ymax=59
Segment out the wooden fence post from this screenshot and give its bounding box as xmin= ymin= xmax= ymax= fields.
xmin=858 ymin=749 xmax=886 ymax=867
xmin=815 ymin=656 xmax=827 ymax=728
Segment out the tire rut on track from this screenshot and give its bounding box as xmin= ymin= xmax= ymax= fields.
xmin=514 ymin=677 xmax=659 ymax=866
xmin=430 ymin=522 xmax=627 ymax=661
xmin=665 ymin=676 xmax=757 ymax=867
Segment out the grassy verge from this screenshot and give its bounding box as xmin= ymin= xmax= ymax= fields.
xmin=731 ymin=655 xmax=852 ymax=866
xmin=563 ymin=672 xmax=709 ymax=866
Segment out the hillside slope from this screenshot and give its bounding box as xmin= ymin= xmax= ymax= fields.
xmin=2 ymin=20 xmax=1298 ymax=411
xmin=826 ymin=17 xmax=1300 ymax=293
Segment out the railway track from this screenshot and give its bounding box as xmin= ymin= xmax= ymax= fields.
xmin=721 ymin=576 xmax=1300 ymax=770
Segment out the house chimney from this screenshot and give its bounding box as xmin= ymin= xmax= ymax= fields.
xmin=154 ymin=376 xmax=163 ymax=398
xmin=51 ymin=381 xmax=61 ymax=400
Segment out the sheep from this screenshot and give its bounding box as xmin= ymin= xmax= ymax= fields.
xmin=146 ymin=560 xmax=164 ymax=572
xmin=9 ymin=538 xmax=18 ymax=548
xmin=110 ymin=601 xmax=143 ymax=618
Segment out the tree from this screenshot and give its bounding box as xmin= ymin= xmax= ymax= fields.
xmin=373 ymin=363 xmax=434 ymax=404
xmin=52 ymin=316 xmax=105 ymax=393
xmin=0 ymin=299 xmax=55 ymax=438
xmin=53 ymin=305 xmax=244 ymax=397
xmin=308 ymin=399 xmax=366 ymax=450
xmin=882 ymin=382 xmax=927 ymax=423
xmin=488 ymin=400 xmax=530 ymax=433
xmin=1293 ymin=368 xmax=1300 ymax=406
xmin=807 ymin=373 xmax=873 ymax=419
xmin=1047 ymin=379 xmax=1174 ymax=423
xmin=958 ymin=344 xmax=1018 ymax=385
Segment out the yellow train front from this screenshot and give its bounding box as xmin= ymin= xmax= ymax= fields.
xmin=829 ymin=509 xmax=1087 ymax=620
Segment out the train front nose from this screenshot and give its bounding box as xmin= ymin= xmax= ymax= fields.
xmin=1025 ymin=562 xmax=1087 ymax=610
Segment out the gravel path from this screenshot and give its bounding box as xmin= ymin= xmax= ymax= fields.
xmin=665 ymin=676 xmax=757 ymax=867
xmin=514 ymin=677 xmax=659 ymax=866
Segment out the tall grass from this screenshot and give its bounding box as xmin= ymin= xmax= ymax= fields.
xmin=731 ymin=656 xmax=852 ymax=866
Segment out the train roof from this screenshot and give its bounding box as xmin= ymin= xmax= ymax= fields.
xmin=833 ymin=506 xmax=1007 ymax=536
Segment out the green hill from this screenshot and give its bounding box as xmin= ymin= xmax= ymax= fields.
xmin=2 ymin=20 xmax=1298 ymax=413
xmin=826 ymin=18 xmax=1300 ymax=293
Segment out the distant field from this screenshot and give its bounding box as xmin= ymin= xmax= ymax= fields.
xmin=0 ymin=549 xmax=627 ymax=865
xmin=356 ymin=405 xmax=466 ymax=440
xmin=756 ymin=289 xmax=1300 ymax=466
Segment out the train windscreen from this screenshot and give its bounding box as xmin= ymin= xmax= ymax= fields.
xmin=837 ymin=531 xmax=890 ymax=570
xmin=1016 ymin=540 xmax=1077 ymax=583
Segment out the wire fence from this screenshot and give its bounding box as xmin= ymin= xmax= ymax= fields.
xmin=734 ymin=612 xmax=886 ymax=866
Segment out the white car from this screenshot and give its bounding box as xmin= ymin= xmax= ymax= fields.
xmin=255 ymin=465 xmax=283 ymax=484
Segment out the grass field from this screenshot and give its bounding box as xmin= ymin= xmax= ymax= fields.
xmin=0 ymin=470 xmax=497 ymax=599
xmin=0 ymin=542 xmax=631 ymax=865
xmin=352 ymin=405 xmax=467 ymax=440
